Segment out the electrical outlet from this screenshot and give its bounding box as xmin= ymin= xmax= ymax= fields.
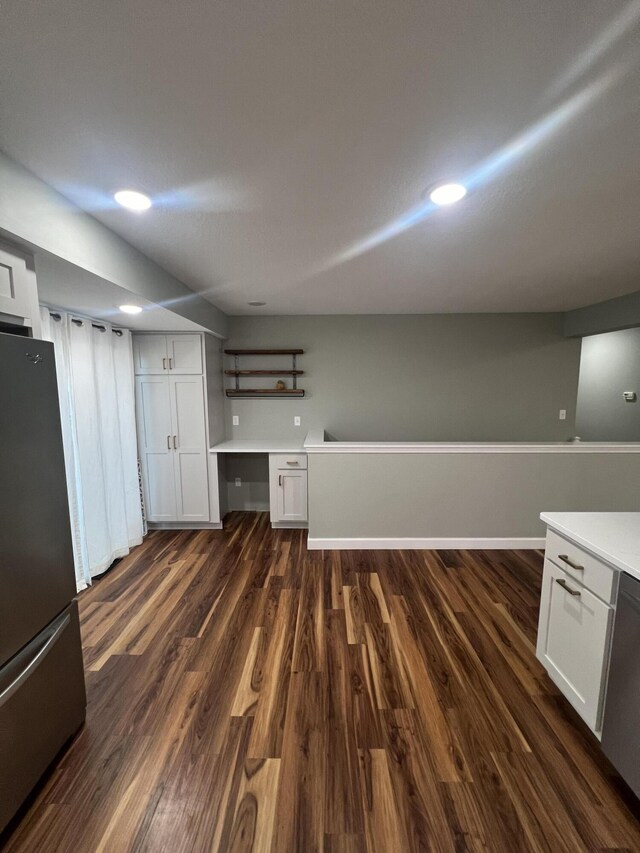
xmin=232 ymin=415 xmax=239 ymax=426
xmin=235 ymin=477 xmax=241 ymax=487
xmin=294 ymin=416 xmax=301 ymax=427
xmin=559 ymin=409 xmax=567 ymax=421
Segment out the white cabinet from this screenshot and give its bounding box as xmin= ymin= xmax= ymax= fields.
xmin=536 ymin=558 xmax=613 ymax=733
xmin=135 ymin=376 xmax=177 ymax=521
xmin=170 ymin=376 xmax=210 ymax=521
xmin=133 ymin=334 xmax=202 ymax=375
xmin=0 ymin=246 xmax=41 ymax=336
xmin=134 ymin=333 xmax=214 ymax=526
xmin=133 ymin=336 xmax=169 ymax=375
xmin=167 ymin=335 xmax=203 ymax=374
xmin=269 ymin=453 xmax=308 ymax=525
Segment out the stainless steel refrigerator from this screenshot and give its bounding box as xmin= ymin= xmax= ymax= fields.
xmin=0 ymin=332 xmax=86 ymax=834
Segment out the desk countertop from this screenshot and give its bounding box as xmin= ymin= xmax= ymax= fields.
xmin=210 ymin=439 xmax=307 ymax=454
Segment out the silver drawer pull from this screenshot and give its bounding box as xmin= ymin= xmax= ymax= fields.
xmin=556 ymin=578 xmax=581 ymax=597
xmin=286 ymin=460 xmax=299 ymax=465
xmin=558 ymin=554 xmax=584 ymax=571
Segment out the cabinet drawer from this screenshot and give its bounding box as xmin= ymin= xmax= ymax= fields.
xmin=545 ymin=529 xmax=616 ymax=603
xmin=271 ymin=453 xmax=307 ymax=470
xmin=537 ymin=559 xmax=613 ymax=734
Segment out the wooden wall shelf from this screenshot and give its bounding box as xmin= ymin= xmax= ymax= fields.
xmin=224 ymin=349 xmax=305 ymax=397
xmin=224 ymin=370 xmax=304 ymax=377
xmin=226 ymin=389 xmax=305 ymax=398
xmin=224 ymin=349 xmax=303 ymax=356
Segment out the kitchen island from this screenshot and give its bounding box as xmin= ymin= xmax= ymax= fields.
xmin=537 ymin=512 xmax=640 ymax=737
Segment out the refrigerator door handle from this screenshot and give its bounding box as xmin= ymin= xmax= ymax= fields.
xmin=0 ymin=612 xmax=71 ymax=709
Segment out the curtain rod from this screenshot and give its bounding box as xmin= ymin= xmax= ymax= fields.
xmin=49 ymin=311 xmax=123 ymax=335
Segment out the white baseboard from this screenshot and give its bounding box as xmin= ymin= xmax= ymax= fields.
xmin=148 ymin=521 xmax=223 ymax=530
xmin=306 ymin=536 xmax=545 ymax=550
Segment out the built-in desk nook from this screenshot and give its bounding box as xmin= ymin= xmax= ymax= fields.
xmin=210 ymin=439 xmax=308 ymax=528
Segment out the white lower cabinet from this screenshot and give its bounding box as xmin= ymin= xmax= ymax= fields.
xmin=135 ymin=374 xmax=210 ymax=523
xmin=537 ymin=559 xmax=613 ymax=733
xmin=269 ymin=454 xmax=308 ymax=525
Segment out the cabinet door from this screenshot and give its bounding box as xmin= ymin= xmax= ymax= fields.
xmin=0 ymin=247 xmax=32 ymax=321
xmin=170 ymin=375 xmax=210 ymax=521
xmin=167 ymin=335 xmax=202 ymax=374
xmin=135 ymin=376 xmax=177 ymax=521
xmin=276 ymin=470 xmax=308 ymax=522
xmin=133 ymin=336 xmax=168 ymax=375
xmin=537 ymin=559 xmax=612 ymax=733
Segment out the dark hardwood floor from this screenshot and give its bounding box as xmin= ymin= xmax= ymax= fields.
xmin=2 ymin=512 xmax=640 ymax=852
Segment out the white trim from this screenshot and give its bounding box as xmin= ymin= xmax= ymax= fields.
xmin=303 ymin=428 xmax=640 ymax=454
xmin=148 ymin=521 xmax=223 ymax=530
xmin=304 ymin=441 xmax=640 ymax=454
xmin=307 ymin=536 xmax=546 ymax=550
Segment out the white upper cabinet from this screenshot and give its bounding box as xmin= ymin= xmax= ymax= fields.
xmin=133 ymin=334 xmax=202 ymax=375
xmin=133 ymin=335 xmax=168 ymax=374
xmin=167 ymin=335 xmax=203 ymax=374
xmin=0 ymin=246 xmax=40 ymax=335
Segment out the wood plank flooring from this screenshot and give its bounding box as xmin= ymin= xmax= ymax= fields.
xmin=2 ymin=512 xmax=640 ymax=852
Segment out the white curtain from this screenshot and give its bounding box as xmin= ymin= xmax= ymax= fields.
xmin=40 ymin=307 xmax=144 ymax=590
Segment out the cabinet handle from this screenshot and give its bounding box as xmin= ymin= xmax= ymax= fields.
xmin=169 ymin=357 xmax=173 ymax=370
xmin=279 ymin=474 xmax=282 ymax=486
xmin=173 ymin=435 xmax=178 ymax=449
xmin=163 ymin=357 xmax=167 ymax=370
xmin=558 ymin=554 xmax=584 ymax=571
xmin=286 ymin=460 xmax=298 ymax=466
xmin=556 ymin=577 xmax=581 ymax=597
xmin=167 ymin=435 xmax=171 ymax=450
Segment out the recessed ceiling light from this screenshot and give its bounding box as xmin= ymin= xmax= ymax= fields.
xmin=119 ymin=304 xmax=143 ymax=314
xmin=114 ymin=189 xmax=152 ymax=211
xmin=429 ymin=183 xmax=467 ymax=206
xmin=247 ymin=301 xmax=266 ymax=307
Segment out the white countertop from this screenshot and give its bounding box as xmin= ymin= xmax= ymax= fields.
xmin=210 ymin=439 xmax=306 ymax=454
xmin=541 ymin=512 xmax=640 ymax=581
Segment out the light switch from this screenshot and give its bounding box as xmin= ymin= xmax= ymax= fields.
xmin=559 ymin=409 xmax=567 ymax=420
xmin=623 ymin=391 xmax=637 ymax=402
xmin=232 ymin=415 xmax=239 ymax=426
xmin=294 ymin=416 xmax=301 ymax=426
xmin=235 ymin=477 xmax=241 ymax=487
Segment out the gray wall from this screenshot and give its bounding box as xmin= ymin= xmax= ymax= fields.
xmin=564 ymin=289 xmax=640 ymax=337
xmin=576 ymin=328 xmax=640 ymax=442
xmin=222 ymin=454 xmax=270 ymax=511
xmin=308 ymin=451 xmax=640 ymax=540
xmin=224 ymin=314 xmax=581 ymax=442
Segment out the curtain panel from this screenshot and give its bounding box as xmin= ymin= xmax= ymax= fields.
xmin=40 ymin=307 xmax=144 ymax=590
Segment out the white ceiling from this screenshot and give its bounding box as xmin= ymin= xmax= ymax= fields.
xmin=36 ymin=253 xmax=208 ymax=332
xmin=1 ymin=1 xmax=639 ymax=316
